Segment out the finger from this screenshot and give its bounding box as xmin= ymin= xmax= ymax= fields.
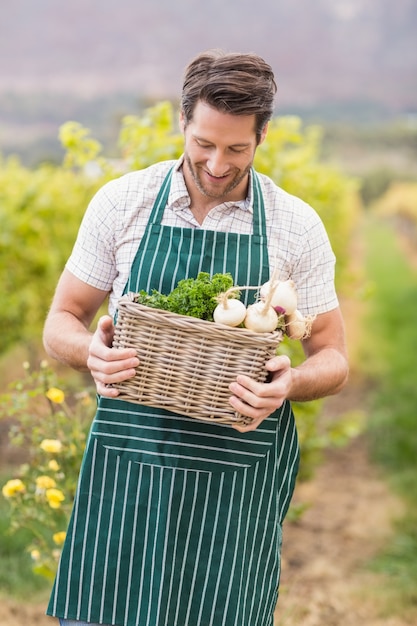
xmin=100 ymin=349 xmax=139 ymax=365
xmin=232 ymin=416 xmax=266 ymax=433
xmin=87 ymin=349 xmax=139 ymax=374
xmin=265 ymin=354 xmax=291 ymax=371
xmin=231 ymin=375 xmax=264 ymax=397
xmin=96 ymin=316 xmax=137 ymax=358
xmin=90 ymin=358 xmax=138 ymax=381
xmin=97 ymin=315 xmax=115 ymax=346
xmin=230 ymin=376 xmax=278 ymax=401
xmin=228 ymin=392 xmax=270 ymax=418
xmin=96 ymin=381 xmax=120 ymax=398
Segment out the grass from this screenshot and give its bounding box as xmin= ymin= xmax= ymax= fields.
xmin=359 ymin=214 xmax=417 ymax=610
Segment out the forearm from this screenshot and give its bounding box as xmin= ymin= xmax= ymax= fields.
xmin=43 ymin=310 xmax=93 ymax=371
xmin=42 ymin=270 xmax=110 ymax=371
xmin=288 ymin=347 xmax=349 ymax=402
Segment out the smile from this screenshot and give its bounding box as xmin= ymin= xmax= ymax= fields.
xmin=205 ymin=171 xmax=230 ymax=180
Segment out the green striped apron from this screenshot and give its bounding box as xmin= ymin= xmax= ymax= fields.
xmin=47 ymin=168 xmax=300 ymax=626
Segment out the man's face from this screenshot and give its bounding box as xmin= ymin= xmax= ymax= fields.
xmin=181 ymin=101 xmax=265 ymax=202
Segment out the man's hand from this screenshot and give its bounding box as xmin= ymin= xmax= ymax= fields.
xmin=228 ymin=308 xmax=349 ymax=433
xmin=87 ymin=315 xmax=139 ymax=397
xmin=228 ymin=355 xmax=292 ymax=432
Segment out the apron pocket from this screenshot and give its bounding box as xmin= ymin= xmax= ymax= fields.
xmin=90 ymin=397 xmax=282 ymax=474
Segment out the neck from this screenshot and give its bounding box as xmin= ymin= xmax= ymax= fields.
xmin=182 ymin=160 xmax=250 ymax=224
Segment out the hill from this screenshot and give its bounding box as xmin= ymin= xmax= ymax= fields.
xmin=0 ymin=0 xmax=416 ymax=164
xmin=1 ymin=0 xmax=416 ymax=109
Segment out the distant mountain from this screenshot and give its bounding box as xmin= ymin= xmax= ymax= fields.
xmin=1 ymin=0 xmax=416 ymax=111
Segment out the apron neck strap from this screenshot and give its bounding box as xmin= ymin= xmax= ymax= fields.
xmin=149 ymin=165 xmax=266 ymax=238
xmin=251 ymin=169 xmax=267 ymax=239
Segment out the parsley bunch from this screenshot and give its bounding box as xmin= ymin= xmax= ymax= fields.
xmin=135 ymin=272 xmax=236 ymax=321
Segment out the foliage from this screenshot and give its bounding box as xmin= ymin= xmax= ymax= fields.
xmin=0 ymin=154 xmax=105 ymax=354
xmin=360 ymin=215 xmax=417 ymax=609
xmin=59 ymin=121 xmax=107 ymax=172
xmin=372 ymin=180 xmax=417 ymax=224
xmin=118 ymin=101 xmax=183 ymax=169
xmin=361 ymin=217 xmax=417 ymax=485
xmin=134 ymin=271 xmax=235 ymax=320
xmin=360 ymin=166 xmax=396 ymax=205
xmin=0 ymin=361 xmax=94 ymax=580
xmin=0 ymin=479 xmax=49 ymax=597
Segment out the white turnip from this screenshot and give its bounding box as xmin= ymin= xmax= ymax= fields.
xmin=213 ymin=297 xmax=247 ymax=327
xmin=244 ymin=301 xmax=279 ymax=333
xmin=260 ymin=278 xmax=298 ymax=315
xmin=285 ymin=309 xmax=315 ymax=340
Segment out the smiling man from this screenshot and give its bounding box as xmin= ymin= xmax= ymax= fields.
xmin=181 ymin=101 xmax=265 ymax=210
xmin=44 ymin=49 xmax=348 ymax=626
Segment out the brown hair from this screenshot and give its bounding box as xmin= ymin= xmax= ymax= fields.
xmin=181 ymin=49 xmax=277 ymax=143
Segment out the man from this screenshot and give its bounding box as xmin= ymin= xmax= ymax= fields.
xmin=44 ymin=50 xmax=348 ymax=626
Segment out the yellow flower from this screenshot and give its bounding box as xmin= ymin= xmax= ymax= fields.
xmin=48 ymin=459 xmax=60 ymax=472
xmin=53 ymin=531 xmax=66 ymax=546
xmin=36 ymin=475 xmax=57 ymax=490
xmin=40 ymin=439 xmax=63 ymax=454
xmin=2 ymin=478 xmax=25 ymax=498
xmin=30 ymin=549 xmax=41 ymax=561
xmin=46 ymin=488 xmax=65 ymax=509
xmin=46 ymin=387 xmax=65 ymax=404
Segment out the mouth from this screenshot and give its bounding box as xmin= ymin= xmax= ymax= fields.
xmin=204 ymin=170 xmax=230 ymax=182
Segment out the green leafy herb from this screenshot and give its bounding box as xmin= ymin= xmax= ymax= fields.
xmin=134 ymin=272 xmax=235 ymax=321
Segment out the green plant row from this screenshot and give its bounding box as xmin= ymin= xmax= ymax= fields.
xmin=360 ymin=215 xmax=417 ymax=612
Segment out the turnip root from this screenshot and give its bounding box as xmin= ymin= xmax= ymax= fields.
xmin=213 ymin=296 xmax=247 ymax=327
xmin=285 ymin=309 xmax=315 ymax=340
xmin=260 ymin=278 xmax=298 ymax=315
xmin=244 ymin=301 xmax=279 ymax=333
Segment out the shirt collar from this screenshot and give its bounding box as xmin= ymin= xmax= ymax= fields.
xmin=168 ymin=156 xmax=254 ymax=214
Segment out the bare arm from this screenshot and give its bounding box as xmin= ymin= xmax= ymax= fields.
xmin=43 ymin=269 xmax=139 ymax=395
xmin=287 ymin=306 xmax=349 ymax=401
xmin=229 ymin=307 xmax=349 ymax=432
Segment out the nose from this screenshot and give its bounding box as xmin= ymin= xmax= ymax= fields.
xmin=207 ymin=150 xmax=227 ymax=177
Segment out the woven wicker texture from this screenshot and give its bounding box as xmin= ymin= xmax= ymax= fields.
xmin=112 ymin=294 xmax=282 ymax=425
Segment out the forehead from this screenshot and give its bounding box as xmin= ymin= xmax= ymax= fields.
xmin=188 ymin=101 xmax=257 ymax=142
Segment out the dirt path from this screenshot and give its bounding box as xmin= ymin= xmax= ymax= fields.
xmin=275 ymin=433 xmax=411 ymax=625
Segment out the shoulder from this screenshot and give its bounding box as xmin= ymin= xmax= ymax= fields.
xmin=255 ymin=171 xmax=325 ymax=233
xmin=97 ymin=160 xmax=177 ymax=203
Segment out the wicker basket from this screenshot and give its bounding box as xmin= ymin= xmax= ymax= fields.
xmin=112 ymin=293 xmax=282 ymax=426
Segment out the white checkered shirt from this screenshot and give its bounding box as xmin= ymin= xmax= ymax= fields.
xmin=66 ymin=157 xmax=339 ymax=317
